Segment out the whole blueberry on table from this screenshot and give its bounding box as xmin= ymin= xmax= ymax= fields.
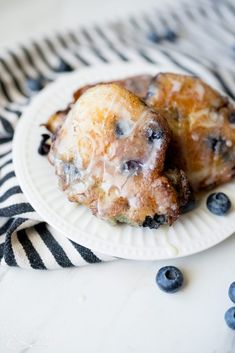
xmin=163 ymin=29 xmax=178 ymax=42
xmin=147 ymin=31 xmax=161 ymax=44
xmin=206 ymin=192 xmax=231 ymax=216
xmin=229 ymin=282 xmax=235 ymax=303
xmin=225 ymin=307 xmax=235 ymax=330
xmin=156 ymin=266 xmax=184 ymax=293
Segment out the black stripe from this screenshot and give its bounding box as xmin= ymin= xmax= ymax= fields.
xmin=20 ymin=45 xmax=47 ymax=77
xmin=0 ymin=159 xmax=12 ymax=169
xmin=210 ymin=69 xmax=235 ymax=100
xmin=4 ymin=218 xmax=27 ymax=266
xmin=94 ymin=26 xmax=129 ymax=61
xmin=56 ymin=34 xmax=69 ymax=48
xmin=54 ymin=36 xmax=91 ymax=66
xmin=17 ymin=229 xmax=46 ymax=269
xmin=8 ymin=50 xmax=29 ymax=78
xmin=0 ymin=137 xmax=12 ymax=144
xmin=0 ymin=203 xmax=34 ymax=217
xmin=35 ymin=223 xmax=74 ymax=268
xmin=129 ymin=16 xmax=142 ymax=30
xmin=80 ymin=29 xmax=109 ymax=62
xmin=44 ymin=38 xmax=81 ymax=69
xmin=90 ymin=46 xmax=109 ymax=63
xmin=31 ymin=41 xmax=54 ymax=70
xmin=0 ymin=149 xmax=11 ymax=159
xmin=0 ymin=186 xmax=22 ymax=203
xmin=0 ymin=243 xmax=4 ymax=260
xmin=160 ymin=49 xmax=196 ymax=75
xmin=68 ymin=31 xmax=80 ymax=45
xmin=143 ymin=14 xmax=158 ymax=33
xmin=44 ymin=38 xmax=57 ymax=53
xmin=70 ymin=240 xmax=101 ymax=264
xmin=137 ymin=49 xmax=157 ymax=63
xmin=81 ymin=28 xmax=94 ymax=43
xmin=0 ymin=171 xmax=15 ymax=187
xmin=4 ymin=106 xmax=22 ymax=117
xmin=0 ymin=79 xmax=13 ymax=102
xmin=0 ymin=58 xmax=28 ymax=98
xmin=0 ymin=116 xmax=14 ymax=136
xmin=73 ymin=52 xmax=90 ymax=66
xmin=0 ymin=218 xmax=14 ymax=235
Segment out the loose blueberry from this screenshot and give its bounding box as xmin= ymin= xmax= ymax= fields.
xmin=206 ymin=136 xmax=227 ymax=154
xmin=156 ymin=266 xmax=184 ymax=293
xmin=228 ymin=111 xmax=235 ymax=124
xmin=163 ymin=29 xmax=178 ymax=42
xmin=121 ymin=160 xmax=142 ymax=175
xmin=55 ymin=60 xmax=73 ymax=73
xmin=147 ymin=31 xmax=161 ymax=43
xmin=225 ymin=307 xmax=235 ymax=330
xmin=143 ymin=216 xmax=160 ymax=229
xmin=206 ymin=192 xmax=231 ymax=216
xmin=115 ymin=122 xmax=124 ymax=137
xmin=146 ymin=128 xmax=164 ymax=143
xmin=229 ymin=282 xmax=235 ymax=303
xmin=26 ymin=77 xmax=45 ymax=92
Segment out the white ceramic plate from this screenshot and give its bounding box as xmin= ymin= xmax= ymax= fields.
xmin=13 ymin=62 xmax=235 ymax=260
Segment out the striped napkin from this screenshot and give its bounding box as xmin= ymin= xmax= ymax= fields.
xmin=1 ymin=0 xmax=235 ymax=269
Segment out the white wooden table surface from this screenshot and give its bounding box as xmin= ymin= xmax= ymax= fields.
xmin=0 ymin=0 xmax=235 ymax=352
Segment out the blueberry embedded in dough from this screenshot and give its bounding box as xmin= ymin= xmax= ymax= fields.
xmin=146 ymin=127 xmax=164 ymax=143
xmin=228 ymin=111 xmax=235 ymax=124
xmin=115 ymin=119 xmax=134 ymax=138
xmin=121 ymin=160 xmax=142 ymax=175
xmin=206 ymin=136 xmax=228 ymax=155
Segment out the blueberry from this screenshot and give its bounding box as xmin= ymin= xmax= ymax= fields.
xmin=38 ymin=143 xmax=50 ymax=155
xmin=41 ymin=133 xmax=50 ymax=141
xmin=225 ymin=307 xmax=235 ymax=330
xmin=153 ymin=214 xmax=167 ymax=225
xmin=206 ymin=192 xmax=231 ymax=216
xmin=146 ymin=128 xmax=164 ymax=143
xmin=121 ymin=160 xmax=142 ymax=175
xmin=206 ymin=136 xmax=227 ymax=155
xmin=55 ymin=60 xmax=73 ymax=73
xmin=143 ymin=216 xmax=160 ymax=229
xmin=229 ymin=282 xmax=235 ymax=303
xmin=115 ymin=122 xmax=124 ymax=137
xmin=38 ymin=134 xmax=50 ymax=156
xmin=147 ymin=31 xmax=161 ymax=43
xmin=163 ymin=29 xmax=178 ymax=42
xmin=180 ymin=193 xmax=196 ymax=214
xmin=26 ymin=77 xmax=45 ymax=91
xmin=156 ymin=266 xmax=184 ymax=293
xmin=228 ymin=111 xmax=235 ymax=124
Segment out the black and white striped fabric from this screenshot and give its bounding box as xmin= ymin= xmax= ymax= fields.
xmin=1 ymin=0 xmax=235 ymax=269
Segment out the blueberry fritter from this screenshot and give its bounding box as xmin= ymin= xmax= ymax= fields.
xmin=46 ymin=72 xmax=235 ymax=192
xmin=146 ymin=73 xmax=235 ymax=190
xmin=49 ymin=84 xmax=189 ymax=226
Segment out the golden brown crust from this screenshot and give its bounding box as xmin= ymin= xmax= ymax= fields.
xmin=146 ymin=73 xmax=235 ymax=191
